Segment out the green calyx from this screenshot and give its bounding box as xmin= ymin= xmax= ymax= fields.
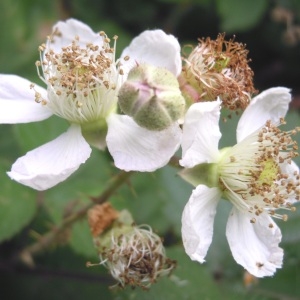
xmin=81 ymin=118 xmax=108 ymax=150
xmin=179 ymin=162 xmax=219 ymax=188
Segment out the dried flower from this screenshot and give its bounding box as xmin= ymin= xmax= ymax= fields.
xmin=88 ymin=209 xmax=176 ymax=289
xmin=180 ymin=33 xmax=257 ymax=111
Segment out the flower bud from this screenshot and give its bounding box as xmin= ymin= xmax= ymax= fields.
xmin=118 ymin=64 xmax=185 ymax=131
xmin=88 ymin=205 xmax=176 ymax=289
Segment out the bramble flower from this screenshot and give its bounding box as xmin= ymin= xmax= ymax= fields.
xmin=0 ymin=19 xmax=182 ymax=190
xmin=179 ymin=87 xmax=300 ymax=277
xmin=179 ymin=33 xmax=256 ymax=111
xmin=88 ymin=207 xmax=176 ymax=289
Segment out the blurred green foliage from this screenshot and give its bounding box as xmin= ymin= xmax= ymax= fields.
xmin=1 ymin=0 xmax=300 ymax=299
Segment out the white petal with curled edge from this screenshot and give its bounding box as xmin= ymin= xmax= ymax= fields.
xmin=47 ymin=18 xmax=104 ymax=53
xmin=106 ymin=114 xmax=181 ymax=172
xmin=180 ymin=100 xmax=221 ymax=168
xmin=226 ymin=207 xmax=283 ymax=277
xmin=121 ymin=29 xmax=181 ymax=77
xmin=182 ymin=185 xmax=221 ymax=263
xmin=237 ymin=87 xmax=291 ymax=143
xmin=7 ymin=124 xmax=92 ymax=191
xmin=279 ymin=160 xmax=299 ymax=204
xmin=0 ymin=75 xmax=52 ymax=123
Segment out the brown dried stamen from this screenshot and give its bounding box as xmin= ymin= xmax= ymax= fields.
xmin=181 ymin=33 xmax=257 ymax=111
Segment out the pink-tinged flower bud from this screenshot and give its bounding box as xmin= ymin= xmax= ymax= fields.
xmin=118 ymin=64 xmax=185 ymax=131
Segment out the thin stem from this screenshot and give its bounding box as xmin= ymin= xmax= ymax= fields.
xmin=18 ymin=170 xmax=133 ymax=266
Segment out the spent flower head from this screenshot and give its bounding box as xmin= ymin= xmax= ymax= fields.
xmin=179 ymin=87 xmax=300 ymax=277
xmin=180 ymin=33 xmax=257 ymax=111
xmin=88 ymin=207 xmax=176 ymax=289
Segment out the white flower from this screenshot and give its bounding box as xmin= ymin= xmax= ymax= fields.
xmin=179 ymin=87 xmax=300 ymax=277
xmin=0 ymin=19 xmax=182 ymax=190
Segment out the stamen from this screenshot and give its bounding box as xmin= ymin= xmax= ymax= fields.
xmin=181 ymin=33 xmax=257 ymax=111
xmin=34 ymin=29 xmax=125 ymax=124
xmin=219 ymin=119 xmax=300 ymax=226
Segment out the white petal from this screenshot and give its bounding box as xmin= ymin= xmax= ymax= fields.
xmin=280 ymin=160 xmax=299 ymax=177
xmin=237 ymin=87 xmax=291 ymax=142
xmin=121 ymin=29 xmax=182 ymax=77
xmin=47 ymin=18 xmax=104 ymax=52
xmin=182 ymin=185 xmax=221 ymax=263
xmin=180 ymin=100 xmax=221 ymax=168
xmin=0 ymin=74 xmax=52 ymax=123
xmin=279 ymin=160 xmax=299 ymax=204
xmin=106 ymin=114 xmax=181 ymax=171
xmin=7 ymin=124 xmax=92 ymax=190
xmin=226 ymin=207 xmax=283 ymax=277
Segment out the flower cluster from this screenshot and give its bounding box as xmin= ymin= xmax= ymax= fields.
xmin=0 ymin=18 xmax=299 ymax=280
xmin=0 ymin=19 xmax=184 ymax=190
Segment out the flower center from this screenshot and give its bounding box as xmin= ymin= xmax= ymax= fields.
xmin=257 ymin=158 xmax=279 ymax=186
xmin=32 ymin=30 xmax=128 ymax=126
xmin=219 ymin=119 xmax=300 ymax=223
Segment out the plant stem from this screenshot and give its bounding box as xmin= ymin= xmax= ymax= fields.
xmin=18 ymin=170 xmax=133 ymax=266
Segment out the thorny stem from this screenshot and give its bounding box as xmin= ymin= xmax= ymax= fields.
xmin=18 ymin=155 xmax=181 ymax=267
xmin=18 ymin=171 xmax=133 ymax=267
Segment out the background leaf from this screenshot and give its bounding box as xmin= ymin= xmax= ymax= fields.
xmin=216 ymin=0 xmax=269 ymax=33
xmin=0 ymin=160 xmax=37 ymax=242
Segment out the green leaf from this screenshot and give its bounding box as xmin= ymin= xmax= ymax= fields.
xmin=0 ymin=160 xmax=37 ymax=242
xmin=43 ymin=149 xmax=114 ymax=224
xmin=13 ymin=115 xmax=68 ymax=153
xmin=111 ymin=166 xmax=191 ymax=236
xmin=216 ymin=0 xmax=269 ymax=33
xmin=160 ymin=166 xmax=192 ymax=236
xmin=70 ymin=219 xmax=98 ymax=259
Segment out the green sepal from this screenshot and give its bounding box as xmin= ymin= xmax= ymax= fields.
xmin=179 ymin=163 xmax=219 ymax=188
